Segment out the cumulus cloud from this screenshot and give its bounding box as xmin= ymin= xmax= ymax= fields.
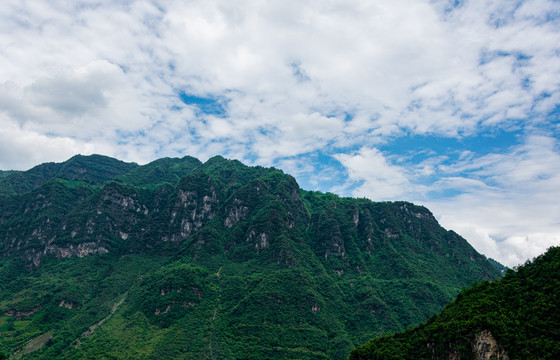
xmin=2 ymin=0 xmax=559 ymax=159
xmin=0 ymin=118 xmax=98 ymax=169
xmin=422 ymin=135 xmax=560 ymax=266
xmin=334 ymin=147 xmax=416 ymax=200
xmin=334 ymin=135 xmax=560 ymax=267
xmin=1 ymin=0 xmax=559 ymax=265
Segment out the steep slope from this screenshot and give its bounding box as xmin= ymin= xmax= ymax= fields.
xmin=0 ymin=154 xmax=501 ymax=359
xmin=349 ymin=246 xmax=560 ymax=360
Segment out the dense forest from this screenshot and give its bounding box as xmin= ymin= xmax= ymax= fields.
xmin=0 ymin=154 xmax=500 ymax=359
xmin=349 ymin=246 xmax=560 ymax=360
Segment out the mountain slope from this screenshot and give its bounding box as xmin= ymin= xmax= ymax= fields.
xmin=0 ymin=170 xmax=19 ymax=180
xmin=0 ymin=154 xmax=501 ymax=359
xmin=349 ymin=246 xmax=560 ymax=360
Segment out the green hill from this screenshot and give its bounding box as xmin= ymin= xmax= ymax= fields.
xmin=349 ymin=246 xmax=560 ymax=360
xmin=0 ymin=154 xmax=501 ymax=359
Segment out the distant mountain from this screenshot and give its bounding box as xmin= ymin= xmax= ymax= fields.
xmin=0 ymin=154 xmax=501 ymax=359
xmin=349 ymin=247 xmax=560 ymax=360
xmin=487 ymin=256 xmax=508 ymax=275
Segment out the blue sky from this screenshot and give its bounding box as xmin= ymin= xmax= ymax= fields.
xmin=1 ymin=0 xmax=559 ymax=266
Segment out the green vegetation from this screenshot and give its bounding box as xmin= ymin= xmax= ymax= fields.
xmin=0 ymin=154 xmax=502 ymax=359
xmin=114 ymin=156 xmax=202 ymax=187
xmin=0 ymin=154 xmax=137 ymax=196
xmin=487 ymin=256 xmax=508 ymax=275
xmin=349 ymin=246 xmax=560 ymax=360
xmin=0 ymin=170 xmax=19 ymax=180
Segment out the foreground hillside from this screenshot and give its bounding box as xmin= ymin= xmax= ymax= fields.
xmin=0 ymin=155 xmax=500 ymax=359
xmin=349 ymin=246 xmax=560 ymax=360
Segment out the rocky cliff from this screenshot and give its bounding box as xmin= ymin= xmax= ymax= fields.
xmin=0 ymin=154 xmax=502 ymax=359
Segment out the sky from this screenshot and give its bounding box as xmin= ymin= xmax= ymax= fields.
xmin=1 ymin=0 xmax=559 ymax=267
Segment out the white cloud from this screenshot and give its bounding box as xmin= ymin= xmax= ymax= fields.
xmin=422 ymin=135 xmax=560 ymax=266
xmin=0 ymin=117 xmax=98 ymax=169
xmin=334 ymin=147 xmax=415 ymax=201
xmin=0 ymin=60 xmax=153 ymax=137
xmin=0 ymin=0 xmax=559 ymax=265
xmin=2 ymin=0 xmax=559 ymax=155
xmin=326 ymin=134 xmax=560 ymax=267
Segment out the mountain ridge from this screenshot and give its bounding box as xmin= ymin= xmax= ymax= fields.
xmin=0 ymin=154 xmax=501 ymax=359
xmin=0 ymin=154 xmax=138 ymax=196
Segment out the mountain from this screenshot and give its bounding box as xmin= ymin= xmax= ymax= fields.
xmin=0 ymin=154 xmax=501 ymax=359
xmin=349 ymin=246 xmax=560 ymax=360
xmin=0 ymin=154 xmax=138 ymax=196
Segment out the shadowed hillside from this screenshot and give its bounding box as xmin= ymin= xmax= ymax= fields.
xmin=349 ymin=246 xmax=560 ymax=360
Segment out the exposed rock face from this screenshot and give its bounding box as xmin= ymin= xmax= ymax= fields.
xmin=59 ymin=300 xmax=78 ymax=309
xmin=472 ymin=330 xmax=509 ymax=360
xmin=435 ymin=330 xmax=509 ymax=360
xmin=0 ymin=154 xmax=507 ymax=360
xmin=165 ymin=175 xmax=219 ymax=243
xmin=224 ymin=198 xmax=249 ymax=228
xmin=2 ymin=307 xmax=42 ymax=320
xmin=45 ymin=242 xmax=109 ymax=259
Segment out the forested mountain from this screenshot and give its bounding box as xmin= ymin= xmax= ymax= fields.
xmin=349 ymin=246 xmax=560 ymax=360
xmin=0 ymin=154 xmax=138 ymax=196
xmin=0 ymin=155 xmax=500 ymax=359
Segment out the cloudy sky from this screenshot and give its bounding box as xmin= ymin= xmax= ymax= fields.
xmin=1 ymin=0 xmax=559 ymax=266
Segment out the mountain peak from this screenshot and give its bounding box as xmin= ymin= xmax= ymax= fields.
xmin=0 ymin=154 xmax=501 ymax=359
